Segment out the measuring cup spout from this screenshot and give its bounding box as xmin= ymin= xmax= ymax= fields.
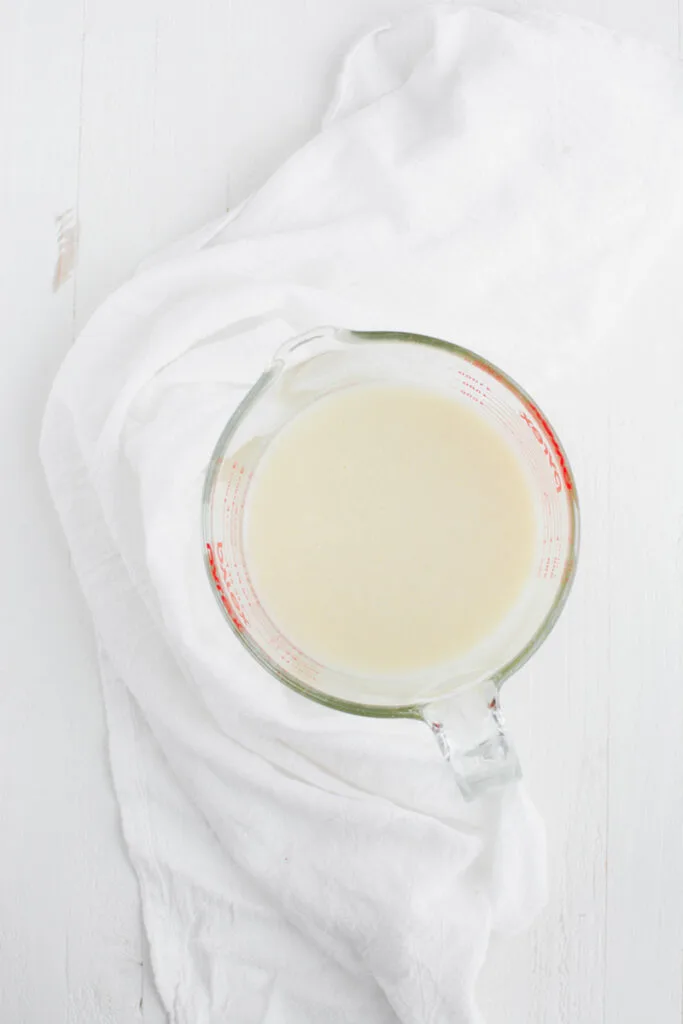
xmin=272 ymin=325 xmax=345 ymax=366
xmin=422 ymin=681 xmax=521 ymax=801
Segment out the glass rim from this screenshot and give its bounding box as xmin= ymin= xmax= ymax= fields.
xmin=202 ymin=327 xmax=580 ymax=719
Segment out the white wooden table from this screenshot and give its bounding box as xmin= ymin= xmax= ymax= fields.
xmin=1 ymin=2 xmax=682 ymax=1021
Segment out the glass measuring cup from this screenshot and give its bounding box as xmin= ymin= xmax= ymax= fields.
xmin=202 ymin=327 xmax=579 ymax=799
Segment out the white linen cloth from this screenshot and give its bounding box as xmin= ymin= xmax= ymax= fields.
xmin=41 ymin=6 xmax=683 ymax=1022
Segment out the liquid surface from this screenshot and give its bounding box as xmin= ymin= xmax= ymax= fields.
xmin=245 ymin=385 xmax=536 ymax=676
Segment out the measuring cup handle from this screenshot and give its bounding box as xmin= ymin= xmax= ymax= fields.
xmin=422 ymin=681 xmax=521 ymax=801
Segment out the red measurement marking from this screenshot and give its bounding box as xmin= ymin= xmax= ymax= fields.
xmin=522 ymin=403 xmax=573 ymax=492
xmin=537 ymin=541 xmax=563 ymax=580
xmin=470 ymin=358 xmax=508 ymax=389
xmin=467 ymin=356 xmax=573 ymax=493
xmin=458 ymin=369 xmax=490 ymax=407
xmin=206 ymin=542 xmax=246 ymax=632
xmin=520 ymin=411 xmax=568 ymax=494
xmin=458 ymin=369 xmax=490 ymax=390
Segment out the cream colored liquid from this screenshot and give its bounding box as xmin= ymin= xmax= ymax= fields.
xmin=245 ymin=385 xmax=536 ymax=676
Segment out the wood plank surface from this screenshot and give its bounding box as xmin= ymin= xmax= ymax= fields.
xmin=1 ymin=1 xmax=681 ymax=1021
